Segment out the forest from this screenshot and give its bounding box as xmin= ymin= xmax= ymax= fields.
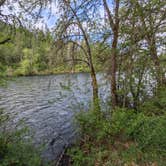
xmin=0 ymin=0 xmax=166 ymax=166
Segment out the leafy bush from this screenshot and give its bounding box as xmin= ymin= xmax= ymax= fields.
xmin=140 ymin=86 xmax=166 ymax=115
xmin=0 ymin=110 xmax=46 ymax=166
xmin=75 ymin=110 xmax=111 ymax=142
xmin=69 ymin=106 xmax=166 ymax=165
xmin=0 ymin=63 xmax=7 ymax=86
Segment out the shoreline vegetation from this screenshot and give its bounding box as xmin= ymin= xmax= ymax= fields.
xmin=5 ymin=68 xmax=91 ymax=77
xmin=67 ymin=105 xmax=166 ymax=166
xmin=1 ymin=91 xmax=166 ymax=166
xmin=0 ymin=0 xmax=166 ymax=165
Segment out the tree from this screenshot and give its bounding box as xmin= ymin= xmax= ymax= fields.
xmin=102 ymin=0 xmax=120 ymax=108
xmin=0 ymin=0 xmax=21 ymax=44
xmin=55 ymin=0 xmax=100 ymax=108
xmin=129 ymin=0 xmax=166 ymax=85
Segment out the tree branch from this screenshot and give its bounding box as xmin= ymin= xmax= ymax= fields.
xmin=103 ymin=0 xmax=115 ymax=29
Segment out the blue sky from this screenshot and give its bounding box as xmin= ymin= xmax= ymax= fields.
xmin=1 ymin=0 xmax=59 ymax=30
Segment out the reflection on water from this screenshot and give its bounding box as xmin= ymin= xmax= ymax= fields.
xmin=0 ymin=73 xmax=110 ymax=161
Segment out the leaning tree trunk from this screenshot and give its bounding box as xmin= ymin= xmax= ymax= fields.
xmin=91 ymin=65 xmax=99 ymax=103
xmin=64 ymin=0 xmax=100 ymax=110
xmin=88 ymin=50 xmax=100 ymax=111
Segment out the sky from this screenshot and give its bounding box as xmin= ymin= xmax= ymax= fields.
xmin=0 ymin=0 xmax=109 ymax=31
xmin=34 ymin=1 xmax=60 ymax=30
xmin=1 ymin=0 xmax=59 ymax=30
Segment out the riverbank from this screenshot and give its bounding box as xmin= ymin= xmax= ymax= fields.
xmin=0 ymin=109 xmax=45 ymax=166
xmin=6 ymin=70 xmax=90 ymax=77
xmin=67 ymin=87 xmax=166 ymax=166
xmin=1 ymin=74 xmax=165 ymax=166
xmin=0 ymin=67 xmax=90 ymax=85
xmin=0 ymin=73 xmax=105 ymax=166
xmin=4 ymin=64 xmax=93 ymax=77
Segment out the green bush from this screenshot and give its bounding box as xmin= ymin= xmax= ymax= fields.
xmin=75 ymin=110 xmax=111 ymax=142
xmin=111 ymin=109 xmax=166 ymax=151
xmin=0 ymin=110 xmax=46 ymax=166
xmin=140 ymin=86 xmax=166 ymax=115
xmin=0 ymin=63 xmax=7 ymax=86
xmin=69 ymin=107 xmax=166 ymax=165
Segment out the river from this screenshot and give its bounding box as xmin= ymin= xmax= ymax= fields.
xmin=0 ymin=73 xmax=110 ymax=161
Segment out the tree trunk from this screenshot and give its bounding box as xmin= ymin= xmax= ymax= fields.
xmin=64 ymin=0 xmax=99 ymax=110
xmin=91 ymin=66 xmax=100 ymax=111
xmin=103 ymin=0 xmax=119 ymax=109
xmin=110 ymin=29 xmax=118 ymax=109
xmin=90 ymin=65 xmax=98 ymax=101
xmin=87 ymin=49 xmax=100 ymax=110
xmin=71 ymin=43 xmax=75 ymax=73
xmin=148 ymin=36 xmax=165 ymax=85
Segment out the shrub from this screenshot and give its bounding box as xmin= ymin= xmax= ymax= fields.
xmin=0 ymin=63 xmax=7 ymax=86
xmin=0 ymin=110 xmax=46 ymax=166
xmin=69 ymin=107 xmax=166 ymax=165
xmin=75 ymin=110 xmax=111 ymax=142
xmin=140 ymin=86 xmax=166 ymax=115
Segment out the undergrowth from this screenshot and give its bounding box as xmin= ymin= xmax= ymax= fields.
xmin=68 ymin=87 xmax=166 ymax=166
xmin=0 ymin=110 xmax=47 ymax=166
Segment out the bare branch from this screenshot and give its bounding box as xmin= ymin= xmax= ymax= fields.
xmin=103 ymin=0 xmax=115 ymax=29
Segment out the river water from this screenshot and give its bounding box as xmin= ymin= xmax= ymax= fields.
xmin=0 ymin=73 xmax=110 ymax=161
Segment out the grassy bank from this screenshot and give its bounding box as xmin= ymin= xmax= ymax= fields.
xmin=68 ymin=88 xmax=166 ymax=166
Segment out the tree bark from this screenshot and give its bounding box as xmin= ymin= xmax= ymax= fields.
xmin=90 ymin=62 xmax=99 ymax=107
xmin=111 ymin=29 xmax=118 ymax=108
xmin=87 ymin=44 xmax=100 ymax=110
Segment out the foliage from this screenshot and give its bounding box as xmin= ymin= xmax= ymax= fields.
xmin=140 ymin=86 xmax=166 ymax=116
xmin=0 ymin=22 xmax=105 ymax=77
xmin=68 ymin=93 xmax=166 ymax=165
xmin=0 ymin=110 xmax=47 ymax=166
xmin=0 ymin=63 xmax=7 ymax=86
xmin=0 ymin=0 xmax=166 ymax=165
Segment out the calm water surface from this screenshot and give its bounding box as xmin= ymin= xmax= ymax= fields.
xmin=0 ymin=73 xmax=110 ymax=161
